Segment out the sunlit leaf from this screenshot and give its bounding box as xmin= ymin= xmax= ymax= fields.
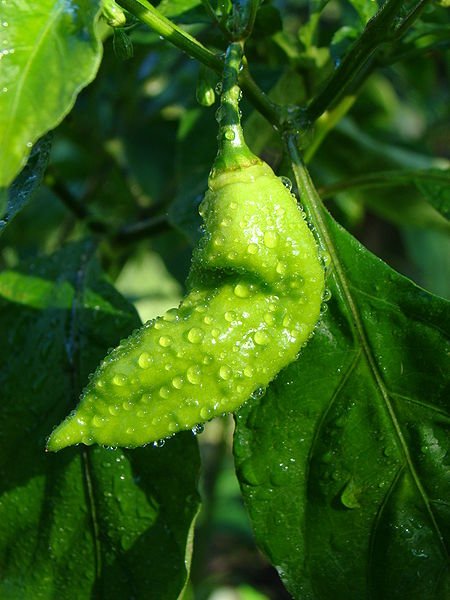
xmin=0 ymin=242 xmax=201 ymax=597
xmin=0 ymin=0 xmax=103 ymax=188
xmin=234 ymin=212 xmax=449 ymax=600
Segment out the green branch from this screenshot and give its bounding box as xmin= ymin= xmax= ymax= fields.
xmin=117 ymin=0 xmax=279 ymax=125
xmin=305 ymin=0 xmax=430 ymax=124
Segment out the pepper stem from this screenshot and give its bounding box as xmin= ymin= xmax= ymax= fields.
xmin=210 ymin=41 xmax=260 ymax=178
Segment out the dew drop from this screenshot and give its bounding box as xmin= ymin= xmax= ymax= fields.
xmin=153 ymin=439 xmax=166 ymax=448
xmin=247 ymin=243 xmax=258 ymax=255
xmin=92 ymin=415 xmax=103 ymax=428
xmin=192 ymin=423 xmax=204 ymax=435
xmin=112 ymin=374 xmax=127 ymax=386
xmin=323 ymin=288 xmax=332 ymax=301
xmin=264 ymin=313 xmax=274 ymax=325
xmin=195 ymin=304 xmax=207 ymax=313
xmin=276 ymin=261 xmax=286 ymax=275
xmin=159 ymin=386 xmax=170 ymax=399
xmin=203 ymin=315 xmax=213 ymax=325
xmin=200 ymin=406 xmax=211 ymax=419
xmin=187 ymin=365 xmax=202 ymax=384
xmin=187 ymin=327 xmax=204 ymax=344
xmin=219 ymin=365 xmax=231 ymax=380
xmin=254 ymin=330 xmax=270 ymax=345
xmin=244 ymin=366 xmax=254 ymax=378
xmin=234 ymin=283 xmax=249 ymax=298
xmin=138 ymin=352 xmax=152 ymax=369
xmin=280 ymin=176 xmax=292 ymax=191
xmin=224 ymin=129 xmax=235 ymax=141
xmin=224 ymin=310 xmax=236 ymax=322
xmin=159 ymin=335 xmax=172 ymax=348
xmin=172 ymin=376 xmax=184 ymax=389
xmin=168 ymin=421 xmax=179 ymax=433
xmin=251 ymin=386 xmax=265 ymax=400
xmin=163 ymin=308 xmax=178 ymax=322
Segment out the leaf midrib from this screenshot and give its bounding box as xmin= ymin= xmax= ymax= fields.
xmin=290 ymin=147 xmax=448 ymax=558
xmin=324 ymin=210 xmax=447 ymax=557
xmin=67 ymin=246 xmax=102 ymax=579
xmin=0 ymin=3 xmax=63 ymax=159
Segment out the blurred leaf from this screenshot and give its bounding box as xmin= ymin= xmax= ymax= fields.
xmin=0 ymin=0 xmax=103 ymax=188
xmin=0 ymin=135 xmax=52 ymax=230
xmin=115 ymin=248 xmax=183 ymax=322
xmin=157 ymin=0 xmax=210 ymax=23
xmin=346 ymin=0 xmax=379 ymax=23
xmin=169 ymin=107 xmax=218 ymax=243
xmin=0 ymin=241 xmax=200 ymax=597
xmin=253 ymin=4 xmax=283 ymax=38
xmin=414 ymin=170 xmax=450 ymax=220
xmin=402 ymin=228 xmax=450 ymax=300
xmin=320 ymin=169 xmax=450 ymax=231
xmin=234 ymin=212 xmax=449 ymax=600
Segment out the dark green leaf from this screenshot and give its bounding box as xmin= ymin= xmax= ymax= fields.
xmin=346 ymin=0 xmax=379 ymax=23
xmin=0 ymin=135 xmax=52 ymax=229
xmin=234 ymin=212 xmax=449 ymax=600
xmin=0 ymin=0 xmax=103 ymax=188
xmin=157 ymin=0 xmax=210 ymax=24
xmin=169 ymin=107 xmax=218 ymax=243
xmin=0 ymin=242 xmax=201 ymax=597
xmin=414 ymin=169 xmax=450 ymax=220
xmin=319 ymin=168 xmax=450 ymax=230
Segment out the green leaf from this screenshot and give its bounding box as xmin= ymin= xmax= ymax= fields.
xmin=169 ymin=107 xmax=218 ymax=243
xmin=234 ymin=211 xmax=449 ymax=599
xmin=320 ymin=168 xmax=450 ymax=230
xmin=0 ymin=0 xmax=103 ymax=188
xmin=0 ymin=242 xmax=200 ymax=597
xmin=346 ymin=0 xmax=379 ymax=23
xmin=0 ymin=135 xmax=52 ymax=230
xmin=157 ymin=0 xmax=209 ymax=24
xmin=414 ymin=169 xmax=450 ymax=220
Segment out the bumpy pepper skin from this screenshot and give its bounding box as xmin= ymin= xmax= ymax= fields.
xmin=47 ymin=161 xmax=324 ymax=451
xmin=47 ymin=40 xmax=325 ymax=451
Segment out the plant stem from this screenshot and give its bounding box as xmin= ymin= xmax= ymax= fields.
xmin=118 ymin=0 xmax=222 ymax=70
xmin=117 ymin=0 xmax=279 ymax=125
xmin=305 ymin=0 xmax=429 ymax=124
xmin=285 ymin=135 xmax=328 ymax=252
xmin=212 ymin=41 xmax=261 ymax=174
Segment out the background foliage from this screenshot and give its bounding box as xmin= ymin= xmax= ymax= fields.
xmin=0 ymin=0 xmax=449 ymax=598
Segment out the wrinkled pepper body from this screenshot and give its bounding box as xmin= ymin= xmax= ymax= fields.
xmin=47 ymin=161 xmax=324 ymax=450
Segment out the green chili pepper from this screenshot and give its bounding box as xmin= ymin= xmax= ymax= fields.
xmin=47 ymin=42 xmax=325 ymax=451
